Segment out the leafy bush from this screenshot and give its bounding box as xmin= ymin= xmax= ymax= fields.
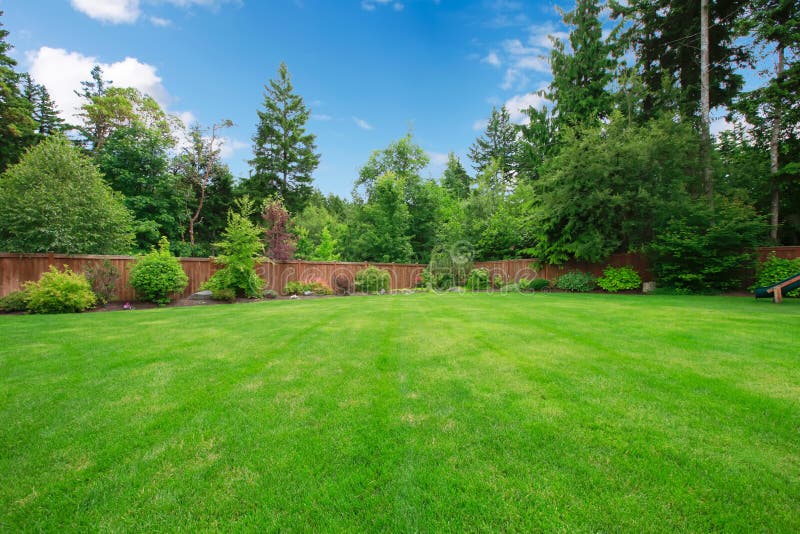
xmin=85 ymin=259 xmax=120 ymax=304
xmin=203 ymin=197 xmax=265 ymax=298
xmin=129 ymin=237 xmax=189 ymax=304
xmin=500 ymin=283 xmax=520 ymax=293
xmin=355 ymin=266 xmax=391 ymax=293
xmin=0 ymin=289 xmax=30 ymax=312
xmin=415 ymin=269 xmax=436 ymax=289
xmin=518 ymin=278 xmax=550 ymax=291
xmin=211 ymin=288 xmax=236 ymax=302
xmin=429 ymin=244 xmax=473 ymax=288
xmin=491 ymin=273 xmax=507 ymax=289
xmin=284 ymin=279 xmax=334 ymax=296
xmin=597 ymin=266 xmax=642 ymax=293
xmin=24 ymin=266 xmax=96 ymax=314
xmin=555 ymin=271 xmax=596 ymax=292
xmin=262 ymin=289 xmax=278 ymax=299
xmin=647 ymin=199 xmax=765 ymax=293
xmin=755 ymin=252 xmax=800 ymax=297
xmin=465 ymin=268 xmax=490 ymax=291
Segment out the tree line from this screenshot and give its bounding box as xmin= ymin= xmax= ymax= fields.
xmin=0 ymin=1 xmax=798 ymax=291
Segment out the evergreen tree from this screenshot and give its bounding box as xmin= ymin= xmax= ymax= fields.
xmin=469 ymin=106 xmax=518 ymax=187
xmin=515 ymin=106 xmax=558 ymax=181
xmin=21 ymin=73 xmax=65 ymax=137
xmin=441 ymin=152 xmax=472 ymax=199
xmin=247 ymin=62 xmax=320 ymax=214
xmin=732 ymin=0 xmax=799 ymax=242
xmin=549 ymin=0 xmax=615 ymax=128
xmin=312 ymin=226 xmax=340 ymax=261
xmin=610 ymin=0 xmax=749 ymax=120
xmin=0 ymin=12 xmax=35 ymax=172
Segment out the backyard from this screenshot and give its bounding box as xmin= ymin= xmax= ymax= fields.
xmin=1 ymin=293 xmax=798 ymax=531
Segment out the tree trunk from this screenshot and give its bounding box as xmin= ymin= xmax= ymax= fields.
xmin=769 ymin=46 xmax=784 ymax=242
xmin=700 ymin=0 xmax=713 ymax=211
xmin=189 ymin=124 xmax=220 ymax=246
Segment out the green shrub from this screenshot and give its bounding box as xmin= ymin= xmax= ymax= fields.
xmin=465 ymin=268 xmax=490 ymax=291
xmin=755 ymin=252 xmax=800 ymax=297
xmin=355 ymin=266 xmax=391 ymax=293
xmin=24 ymin=266 xmax=96 ymax=314
xmin=262 ymin=289 xmax=278 ymax=299
xmin=415 ymin=268 xmax=436 ymax=289
xmin=211 ymin=288 xmax=236 ymax=302
xmin=597 ymin=266 xmax=642 ymax=293
xmin=284 ymin=279 xmax=334 ymax=296
xmin=517 ymin=278 xmax=550 ymax=291
xmin=129 ymin=237 xmax=189 ymax=304
xmin=429 ymin=244 xmax=473 ymax=288
xmin=0 ymin=289 xmax=30 ymax=312
xmin=500 ymin=283 xmax=520 ymax=293
xmin=647 ymin=199 xmax=765 ymax=292
xmin=435 ymin=272 xmax=454 ymax=290
xmin=85 ymin=259 xmax=120 ymax=304
xmin=203 ymin=198 xmax=265 ymax=298
xmin=555 ymin=271 xmax=596 ymax=292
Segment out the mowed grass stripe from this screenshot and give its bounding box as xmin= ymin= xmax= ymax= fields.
xmin=0 ymin=293 xmax=798 ymax=531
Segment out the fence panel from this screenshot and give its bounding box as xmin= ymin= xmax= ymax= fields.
xmin=3 ymin=247 xmax=799 ymax=300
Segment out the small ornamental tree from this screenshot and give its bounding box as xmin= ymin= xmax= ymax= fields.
xmin=129 ymin=237 xmax=188 ymax=304
xmin=263 ymin=196 xmax=296 ymax=260
xmin=203 ymin=197 xmax=265 ymax=298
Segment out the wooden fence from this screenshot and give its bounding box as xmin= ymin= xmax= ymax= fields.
xmin=1 ymin=247 xmax=798 ymax=301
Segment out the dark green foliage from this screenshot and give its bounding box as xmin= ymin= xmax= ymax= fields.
xmin=531 ymin=114 xmax=702 ymax=264
xmin=428 ymin=244 xmax=473 ymax=288
xmin=441 ymin=153 xmax=472 ymax=199
xmin=516 ymin=107 xmax=558 ymax=182
xmin=549 ymin=0 xmax=615 ymax=128
xmin=647 ymin=199 xmax=766 ymax=292
xmin=465 ymin=268 xmax=490 ymax=291
xmin=210 ymin=288 xmax=237 ymax=302
xmin=0 ymin=289 xmax=29 ymax=312
xmin=469 ymin=107 xmax=517 ymax=186
xmin=354 ymin=266 xmax=390 ymax=293
xmin=755 ymin=252 xmax=800 ymax=297
xmin=24 ymin=266 xmax=96 ymax=314
xmin=347 ymin=174 xmax=414 ymax=263
xmin=262 ymin=289 xmax=278 ymax=299
xmin=283 ymin=279 xmax=333 ymax=296
xmin=354 ymin=133 xmax=429 ymax=198
xmin=0 ymin=13 xmax=36 ymax=173
xmin=129 ymin=237 xmax=189 ymax=304
xmin=610 ymin=0 xmax=749 ymax=120
xmin=0 ymin=135 xmax=134 ymax=254
xmin=96 ymin=124 xmax=185 ymax=251
xmin=521 ymin=278 xmax=551 ymax=291
xmin=246 ymin=62 xmax=319 ymax=213
xmin=84 ymin=259 xmax=120 ymax=305
xmin=597 ymin=266 xmax=642 ymax=292
xmin=555 ymin=271 xmax=597 ymax=292
xmin=204 ymin=198 xmax=265 ymax=298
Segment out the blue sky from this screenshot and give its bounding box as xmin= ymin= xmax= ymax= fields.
xmin=3 ymin=0 xmax=569 ymax=195
xmin=3 ymin=1 xmax=762 ymax=196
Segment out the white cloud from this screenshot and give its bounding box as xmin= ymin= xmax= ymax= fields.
xmin=500 ymin=68 xmax=528 ymax=91
xmin=502 ymin=38 xmax=539 ymax=56
xmin=527 ymin=23 xmax=568 ymax=49
xmin=481 ymin=51 xmax=501 ymax=68
xmin=504 ymin=89 xmax=550 ymax=124
xmin=70 ymin=0 xmax=238 ymax=24
xmin=27 ymin=46 xmax=171 ymax=125
xmin=361 ymin=0 xmax=400 ymax=11
xmin=426 ymin=151 xmax=449 ymax=166
xmin=150 ymin=16 xmax=172 ymax=27
xmin=216 ymin=137 xmax=249 ymax=159
xmin=711 ymin=115 xmax=734 ymax=138
xmin=353 ymin=117 xmax=374 ymax=130
xmin=472 ymin=119 xmax=488 ymax=131
xmin=514 ymin=55 xmax=549 ymax=73
xmin=70 ymin=0 xmax=140 ymax=24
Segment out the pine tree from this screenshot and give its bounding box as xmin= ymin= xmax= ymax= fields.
xmin=0 ymin=12 xmax=35 ymax=172
xmin=549 ymin=0 xmax=615 ymax=129
xmin=468 ymin=106 xmax=518 ymax=188
xmin=20 ymin=73 xmax=65 ymax=137
xmin=441 ymin=152 xmax=472 ymax=199
xmin=610 ymin=0 xmax=749 ymax=120
xmin=247 ymin=62 xmax=320 ymax=214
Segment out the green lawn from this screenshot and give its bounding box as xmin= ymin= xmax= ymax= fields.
xmin=1 ymin=293 xmax=799 ymax=532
